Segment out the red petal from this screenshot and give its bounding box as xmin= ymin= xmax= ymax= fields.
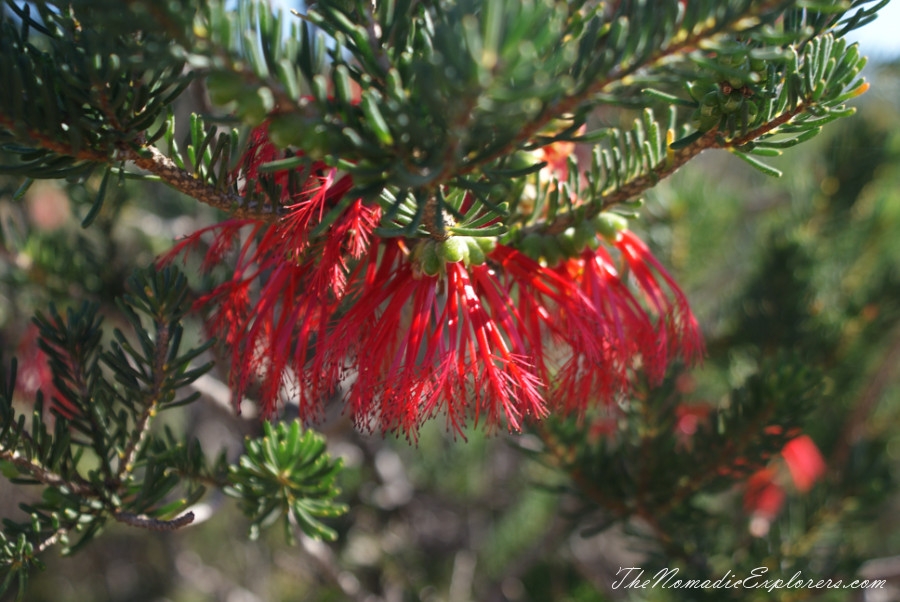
xmin=781 ymin=435 xmax=826 ymax=492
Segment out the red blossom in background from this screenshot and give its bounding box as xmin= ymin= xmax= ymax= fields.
xmin=743 ymin=435 xmax=827 ymax=536
xmin=744 ymin=468 xmax=786 ymax=521
xmin=14 ymin=324 xmax=71 ymax=417
xmin=15 ymin=323 xmax=85 ymax=420
xmin=164 ymin=126 xmax=705 ymax=436
xmin=781 ymin=434 xmax=826 ymax=492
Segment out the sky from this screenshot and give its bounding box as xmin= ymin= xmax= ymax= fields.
xmin=845 ymin=1 xmax=900 ymax=59
xmin=271 ymin=1 xmax=900 ymax=60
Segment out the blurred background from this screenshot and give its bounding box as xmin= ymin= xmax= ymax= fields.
xmin=2 ymin=4 xmax=900 ymax=602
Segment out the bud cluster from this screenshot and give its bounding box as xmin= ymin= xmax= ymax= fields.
xmin=688 ymin=53 xmax=770 ymax=132
xmin=518 ymin=212 xmax=627 ymax=265
xmin=411 ymin=236 xmax=496 ymax=276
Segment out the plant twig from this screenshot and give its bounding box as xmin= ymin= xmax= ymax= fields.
xmin=116 ymin=321 xmax=169 ymax=480
xmin=113 ymin=510 xmax=195 ymax=531
xmin=0 ymin=450 xmax=94 ymax=497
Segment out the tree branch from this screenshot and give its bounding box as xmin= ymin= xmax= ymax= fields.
xmin=116 ymin=320 xmax=169 ymax=480
xmin=0 ymin=449 xmax=95 ymax=497
xmin=113 ymin=510 xmax=195 ymax=531
xmin=457 ymin=0 xmax=790 ymax=178
xmin=525 ymin=101 xmax=810 ymax=237
xmin=124 ymin=144 xmax=264 ymax=218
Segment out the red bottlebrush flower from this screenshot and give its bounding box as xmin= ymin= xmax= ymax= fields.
xmin=325 ymin=242 xmax=550 ymax=437
xmin=613 ymin=229 xmax=705 ymax=375
xmin=210 ymin=196 xmax=379 ymax=420
xmin=162 ymin=124 xmax=377 ymax=420
xmin=538 ymin=139 xmax=576 ymax=179
xmin=781 ymin=435 xmax=826 ymax=492
xmin=556 ymin=246 xmax=657 ymax=399
xmin=742 ymin=435 xmax=826 ymax=537
xmin=744 ymin=468 xmax=785 ymax=517
xmin=674 ymin=402 xmax=712 ymax=449
xmin=490 ymin=244 xmax=609 ymax=410
xmin=15 ymin=324 xmax=72 ymax=417
xmin=551 ymin=228 xmax=703 ymax=403
xmin=165 ymin=126 xmax=705 ymax=436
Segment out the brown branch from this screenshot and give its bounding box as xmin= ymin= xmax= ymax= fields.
xmin=113 ymin=510 xmax=195 ymax=531
xmin=526 ymin=100 xmax=810 ymax=237
xmin=116 ymin=320 xmax=168 ymax=480
xmin=0 ymin=449 xmax=95 ymax=497
xmin=0 ymin=115 xmax=109 ymax=164
xmin=0 ymin=113 xmax=272 ymax=221
xmin=124 ymin=144 xmax=254 ymax=216
xmin=456 ymin=0 xmax=790 ymax=179
xmin=532 ymin=423 xmax=709 ymax=573
xmin=517 ymin=129 xmax=717 ymax=237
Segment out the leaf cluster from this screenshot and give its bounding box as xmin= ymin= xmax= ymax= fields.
xmin=0 ymin=266 xmax=347 ymax=599
xmin=225 ymin=420 xmax=348 ymax=543
xmin=183 ymin=0 xmax=875 ymax=240
xmin=535 ymin=352 xmax=820 ymax=528
xmin=0 ymin=1 xmax=189 ymax=176
xmin=0 ymin=0 xmax=882 ymax=251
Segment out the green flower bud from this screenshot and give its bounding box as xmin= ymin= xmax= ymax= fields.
xmin=540 ymin=235 xmax=563 ymax=266
xmin=236 ymin=88 xmax=274 ymax=127
xmin=702 ymin=90 xmax=720 ymax=107
xmin=438 ymin=237 xmax=470 ymax=264
xmin=420 ymin=242 xmax=442 ymax=276
xmin=594 ymin=212 xmax=628 ymax=243
xmin=687 ymin=80 xmax=718 ymax=104
xmin=474 ymin=236 xmax=497 ymax=254
xmin=701 ymin=92 xmax=721 ymax=118
xmin=572 ymin=220 xmax=597 ymax=252
xmin=465 ymin=237 xmax=486 ymax=265
xmin=721 ymin=93 xmax=743 ymax=114
xmin=520 ymin=232 xmax=544 ymax=260
xmin=206 ymin=72 xmax=246 ymax=106
xmin=557 ymin=227 xmax=578 ymax=257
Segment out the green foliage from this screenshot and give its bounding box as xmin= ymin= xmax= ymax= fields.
xmin=0 ymin=267 xmax=347 ymax=599
xmin=0 ymin=0 xmax=876 ymax=241
xmin=0 ymin=267 xmax=210 ymax=597
xmin=0 ymin=0 xmax=897 ymax=600
xmin=522 ymin=77 xmax=900 ymax=600
xmin=226 ymin=420 xmax=348 ymax=543
xmin=0 ymin=1 xmax=189 ymax=173
xmin=536 ymin=353 xmax=820 ymax=526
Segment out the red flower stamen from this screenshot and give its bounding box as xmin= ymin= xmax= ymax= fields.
xmin=164 ymin=129 xmax=705 ymax=436
xmin=614 ymin=229 xmax=705 ymax=372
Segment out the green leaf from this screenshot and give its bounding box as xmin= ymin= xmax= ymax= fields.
xmin=81 ymin=166 xmax=111 ymax=228
xmin=730 ymin=150 xmax=783 ymax=177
